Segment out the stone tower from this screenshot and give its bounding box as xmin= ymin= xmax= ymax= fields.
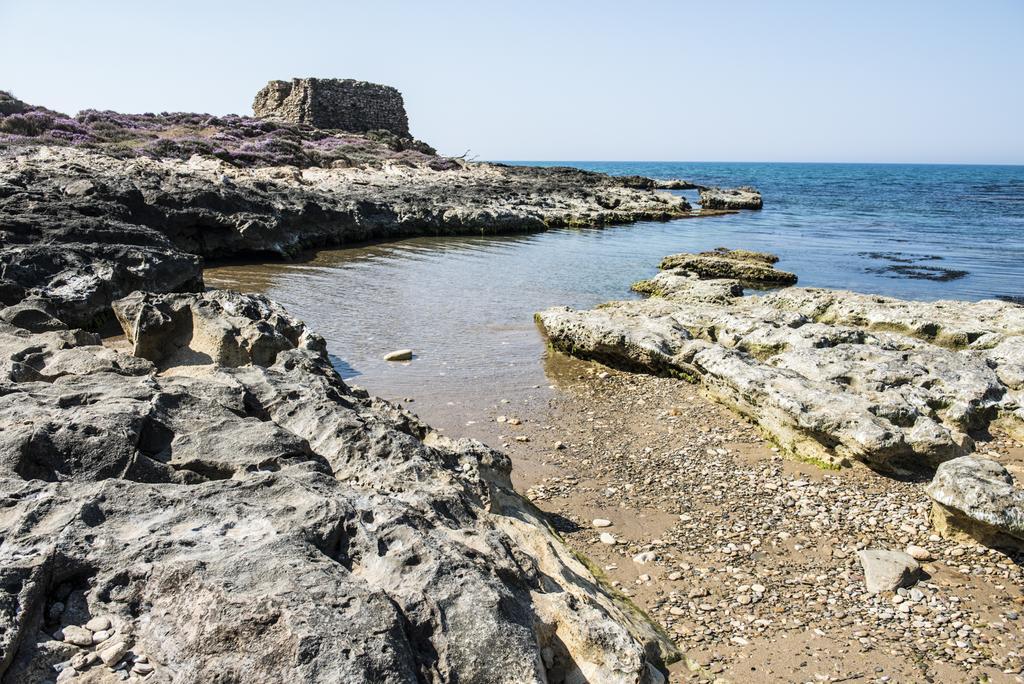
xmin=252 ymin=78 xmax=410 ymax=137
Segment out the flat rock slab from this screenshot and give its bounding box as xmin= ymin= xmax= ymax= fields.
xmin=537 ymin=255 xmax=1024 ymax=473
xmin=658 ymin=252 xmax=796 ymax=286
xmin=857 ymin=550 xmax=920 ymax=593
xmin=699 ymin=186 xmax=763 ymax=210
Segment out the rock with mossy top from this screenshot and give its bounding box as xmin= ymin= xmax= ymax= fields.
xmin=657 ymin=250 xmax=797 ymax=287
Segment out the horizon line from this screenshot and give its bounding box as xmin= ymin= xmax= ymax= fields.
xmin=492 ymin=159 xmax=1024 ymax=167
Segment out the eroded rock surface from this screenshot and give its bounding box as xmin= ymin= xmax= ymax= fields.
xmin=538 ymin=253 xmax=1024 ymax=473
xmin=0 ymin=290 xmax=674 ymax=682
xmin=0 ymin=145 xmax=695 ymax=326
xmin=698 ymin=186 xmax=763 ymax=210
xmin=656 ymin=249 xmax=797 ymax=287
xmin=927 ymin=456 xmax=1024 ymax=550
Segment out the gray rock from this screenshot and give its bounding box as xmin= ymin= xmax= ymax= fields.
xmin=84 ymin=616 xmax=111 ymax=632
xmin=657 ymin=251 xmax=796 ymax=286
xmin=97 ymin=640 xmax=129 ymax=667
xmin=537 ymin=255 xmax=1024 ymax=473
xmin=0 ymin=291 xmax=674 ymax=683
xmin=857 ymin=550 xmax=920 ymax=593
xmin=699 ymin=186 xmax=763 ymax=210
xmin=59 ymin=627 xmax=93 ymax=648
xmin=926 ymin=456 xmax=1024 ymax=550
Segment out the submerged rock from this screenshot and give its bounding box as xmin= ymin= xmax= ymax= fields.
xmin=698 ymin=186 xmax=763 ymax=210
xmin=538 ymin=252 xmax=1024 ymax=473
xmin=926 ymin=456 xmax=1024 ymax=551
xmin=0 ymin=291 xmax=675 ymax=682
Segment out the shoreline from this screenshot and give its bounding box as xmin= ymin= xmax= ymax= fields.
xmin=3 ymin=84 xmax=1022 ymax=682
xmin=493 ymin=356 xmax=1024 ymax=682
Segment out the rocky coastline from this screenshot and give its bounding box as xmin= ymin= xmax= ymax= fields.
xmin=0 ymin=81 xmax=766 ymax=682
xmin=4 ymin=77 xmax=1020 ymax=683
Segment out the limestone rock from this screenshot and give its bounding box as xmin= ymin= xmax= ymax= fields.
xmin=537 ymin=254 xmax=1024 ymax=473
xmin=253 ymin=78 xmax=411 ymax=136
xmin=0 ymin=291 xmax=675 ymax=683
xmin=857 ymin=550 xmax=920 ymax=593
xmin=699 ymin=186 xmax=763 ymax=210
xmin=0 ymin=146 xmax=691 ymax=330
xmin=658 ymin=251 xmax=796 ymax=286
xmin=383 ymin=349 xmax=414 ymax=361
xmin=926 ymin=456 xmax=1024 ymax=550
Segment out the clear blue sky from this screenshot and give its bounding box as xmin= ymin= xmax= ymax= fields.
xmin=2 ymin=1 xmax=1022 ymax=163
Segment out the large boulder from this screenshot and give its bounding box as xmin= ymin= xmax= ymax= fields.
xmin=0 ymin=290 xmax=675 ymax=683
xmin=926 ymin=456 xmax=1024 ymax=551
xmin=253 ymin=78 xmax=411 ymax=137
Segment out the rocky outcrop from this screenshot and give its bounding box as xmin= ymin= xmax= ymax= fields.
xmin=253 ymin=78 xmax=411 ymax=137
xmin=926 ymin=456 xmax=1024 ymax=551
xmin=0 ymin=145 xmax=693 ymax=327
xmin=0 ymin=290 xmax=675 ymax=682
xmin=699 ymin=186 xmax=763 ymax=210
xmin=538 ymin=253 xmax=1024 ymax=473
xmin=653 ymin=179 xmax=698 ymax=190
xmin=657 ymin=249 xmax=797 ymax=286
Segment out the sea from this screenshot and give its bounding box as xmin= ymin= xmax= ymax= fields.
xmin=205 ymin=162 xmax=1024 ymax=426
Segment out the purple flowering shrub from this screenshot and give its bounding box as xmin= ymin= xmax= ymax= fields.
xmin=0 ymin=90 xmax=443 ymax=169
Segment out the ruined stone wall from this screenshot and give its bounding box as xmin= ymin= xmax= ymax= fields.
xmin=252 ymin=78 xmax=410 ymax=137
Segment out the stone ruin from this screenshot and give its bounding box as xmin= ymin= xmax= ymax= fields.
xmin=252 ymin=78 xmax=410 ymax=137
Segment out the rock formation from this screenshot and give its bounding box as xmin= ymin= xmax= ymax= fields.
xmin=927 ymin=456 xmax=1024 ymax=551
xmin=0 ymin=290 xmax=675 ymax=682
xmin=699 ymin=186 xmax=763 ymax=210
xmin=253 ymin=78 xmax=411 ymax=137
xmin=0 ymin=145 xmax=692 ymax=329
xmin=0 ymin=87 xmax=704 ymax=682
xmin=537 ymin=251 xmax=1024 ymax=474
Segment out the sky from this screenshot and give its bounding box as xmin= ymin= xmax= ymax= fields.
xmin=2 ymin=1 xmax=1022 ymax=163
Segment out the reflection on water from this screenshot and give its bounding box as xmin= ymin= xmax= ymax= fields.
xmin=205 ymin=162 xmax=1024 ymax=425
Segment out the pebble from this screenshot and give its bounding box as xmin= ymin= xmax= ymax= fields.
xmin=599 ymin=533 xmax=616 ymax=545
xmin=632 ymin=551 xmax=657 ymax=564
xmin=61 ymin=626 xmax=94 ymax=648
xmin=906 ymin=544 xmax=933 ymax=561
xmin=98 ymin=641 xmax=130 ymax=667
xmin=592 ymin=518 xmax=612 ymax=528
xmin=84 ymin=616 xmax=111 ymax=632
xmin=382 ymin=349 xmax=413 ymax=361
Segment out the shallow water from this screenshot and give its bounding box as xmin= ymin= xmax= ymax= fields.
xmin=205 ymin=161 xmax=1024 ymax=422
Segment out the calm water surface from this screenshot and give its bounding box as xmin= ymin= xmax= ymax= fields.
xmin=205 ymin=162 xmax=1024 ymax=423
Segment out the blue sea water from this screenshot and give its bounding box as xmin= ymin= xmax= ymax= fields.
xmin=519 ymin=161 xmax=1024 ymax=302
xmin=206 ymin=161 xmax=1024 ymax=420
